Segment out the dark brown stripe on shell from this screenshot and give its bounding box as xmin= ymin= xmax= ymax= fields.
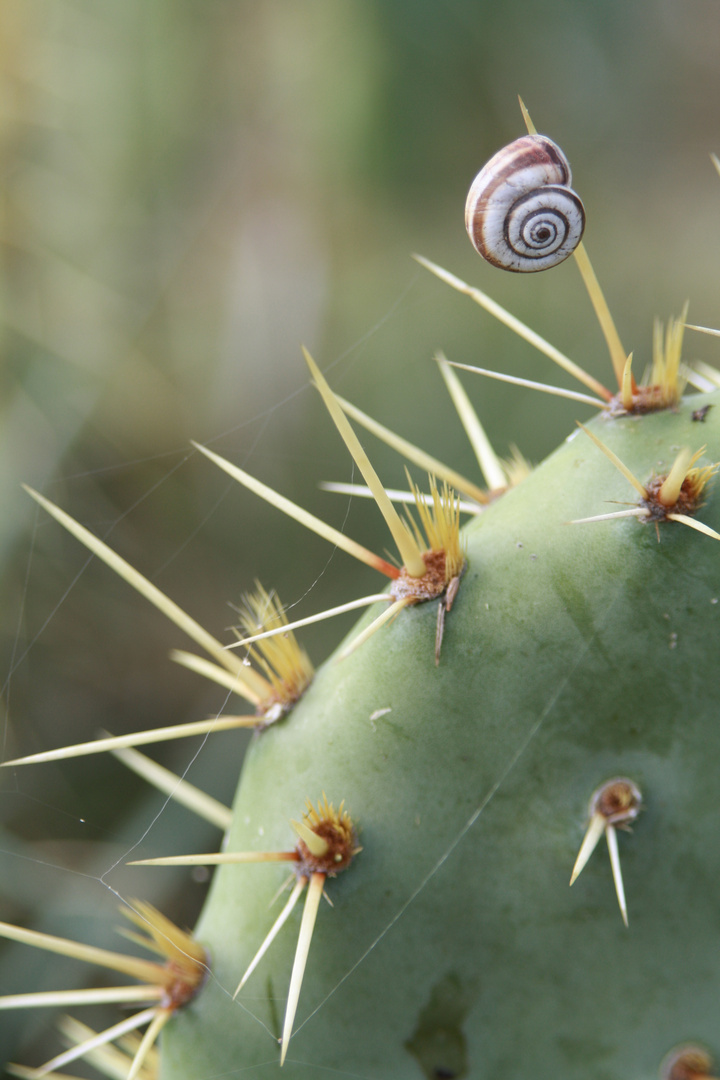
xmin=472 ymin=136 xmax=569 ymax=207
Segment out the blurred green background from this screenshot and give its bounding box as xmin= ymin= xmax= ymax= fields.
xmin=2 ymin=0 xmax=720 ymax=1072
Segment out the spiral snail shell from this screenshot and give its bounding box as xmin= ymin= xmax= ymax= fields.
xmin=465 ymin=134 xmax=585 ymax=272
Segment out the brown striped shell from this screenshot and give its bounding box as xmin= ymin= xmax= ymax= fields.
xmin=465 ymin=134 xmax=585 ymax=272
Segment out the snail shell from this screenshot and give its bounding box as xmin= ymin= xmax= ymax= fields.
xmin=465 ymin=134 xmax=585 ymax=272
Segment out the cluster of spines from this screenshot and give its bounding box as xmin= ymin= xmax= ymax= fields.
xmin=0 ymin=902 xmax=207 ymax=1079
xmin=132 ymin=794 xmax=361 ymax=1065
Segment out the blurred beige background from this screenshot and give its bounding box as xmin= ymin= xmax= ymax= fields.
xmin=1 ymin=1 xmax=720 ymax=1070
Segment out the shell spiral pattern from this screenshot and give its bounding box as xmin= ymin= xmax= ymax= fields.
xmin=465 ymin=134 xmax=585 ymax=272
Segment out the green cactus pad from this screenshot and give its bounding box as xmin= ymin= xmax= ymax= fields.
xmin=161 ymin=392 xmax=720 ymax=1079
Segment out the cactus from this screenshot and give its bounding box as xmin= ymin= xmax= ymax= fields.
xmin=3 ymin=117 xmax=720 ymax=1080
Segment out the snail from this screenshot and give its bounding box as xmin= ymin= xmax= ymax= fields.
xmin=465 ymin=134 xmax=585 ymax=272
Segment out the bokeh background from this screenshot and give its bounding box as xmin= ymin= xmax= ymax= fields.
xmin=1 ymin=0 xmax=720 ymax=1072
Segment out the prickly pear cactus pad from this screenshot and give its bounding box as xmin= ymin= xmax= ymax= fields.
xmin=3 ymin=112 xmax=720 ymax=1080
xmin=159 ymin=395 xmax=720 ymax=1080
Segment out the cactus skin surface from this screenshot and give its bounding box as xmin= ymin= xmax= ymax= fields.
xmin=160 ymin=392 xmax=720 ymax=1079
